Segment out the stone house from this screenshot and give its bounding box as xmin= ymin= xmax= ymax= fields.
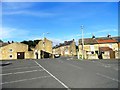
xmin=0 ymin=38 xmax=53 ymax=60
xmin=34 ymin=38 xmax=53 ymax=59
xmin=78 ymin=36 xmax=118 ymax=59
xmin=53 ymin=39 xmax=77 ymax=56
xmin=0 ymin=42 xmax=34 ymax=60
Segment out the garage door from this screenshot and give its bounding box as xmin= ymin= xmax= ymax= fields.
xmin=17 ymin=52 xmax=25 ymax=59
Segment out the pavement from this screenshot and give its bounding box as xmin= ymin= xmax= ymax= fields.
xmin=0 ymin=57 xmax=119 ymax=89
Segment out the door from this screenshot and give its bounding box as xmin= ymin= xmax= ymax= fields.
xmin=110 ymin=51 xmax=115 ymax=59
xmin=17 ymin=52 xmax=25 ymax=59
xmin=35 ymin=52 xmax=38 ymax=59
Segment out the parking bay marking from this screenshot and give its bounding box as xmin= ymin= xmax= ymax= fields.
xmin=58 ymin=60 xmax=83 ymax=70
xmin=96 ymin=73 xmax=120 ymax=82
xmin=0 ymin=69 xmax=44 ymax=76
xmin=1 ymin=75 xmax=51 ymax=85
xmin=34 ymin=61 xmax=69 ymax=89
xmin=3 ymin=66 xmax=39 ymax=71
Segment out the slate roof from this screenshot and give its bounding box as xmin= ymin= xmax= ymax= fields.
xmin=53 ymin=40 xmax=74 ymax=49
xmin=79 ymin=38 xmax=98 ymax=45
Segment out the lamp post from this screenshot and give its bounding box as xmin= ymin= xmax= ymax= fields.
xmin=81 ymin=25 xmax=84 ymax=60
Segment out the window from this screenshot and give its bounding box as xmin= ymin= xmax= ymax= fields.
xmin=9 ymin=49 xmax=12 ymax=52
xmin=101 ymin=51 xmax=104 ymax=54
xmin=91 ymin=51 xmax=94 ymax=54
xmin=9 ymin=55 xmax=12 ymax=58
xmin=95 ymin=51 xmax=98 ymax=54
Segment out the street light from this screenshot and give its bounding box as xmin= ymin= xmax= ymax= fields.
xmin=81 ymin=25 xmax=84 ymax=60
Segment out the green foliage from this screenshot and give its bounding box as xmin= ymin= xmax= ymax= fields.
xmin=0 ymin=39 xmax=3 ymax=42
xmin=21 ymin=40 xmax=40 ymax=47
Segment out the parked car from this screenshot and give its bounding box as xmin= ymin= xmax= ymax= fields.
xmin=54 ymin=54 xmax=61 ymax=58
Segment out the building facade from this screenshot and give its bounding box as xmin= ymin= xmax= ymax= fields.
xmin=78 ymin=36 xmax=119 ymax=59
xmin=53 ymin=39 xmax=77 ymax=56
xmin=34 ymin=38 xmax=53 ymax=59
xmin=0 ymin=38 xmax=53 ymax=60
xmin=0 ymin=42 xmax=33 ymax=60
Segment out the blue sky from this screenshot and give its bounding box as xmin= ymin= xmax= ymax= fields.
xmin=1 ymin=2 xmax=118 ymax=45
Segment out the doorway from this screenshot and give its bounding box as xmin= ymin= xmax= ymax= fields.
xmin=17 ymin=52 xmax=25 ymax=59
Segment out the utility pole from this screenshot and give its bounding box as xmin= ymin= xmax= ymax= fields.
xmin=81 ymin=25 xmax=84 ymax=60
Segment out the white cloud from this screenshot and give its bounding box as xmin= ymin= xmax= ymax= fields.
xmin=3 ymin=10 xmax=56 ymax=17
xmin=2 ymin=2 xmax=34 ymax=10
xmin=48 ymin=38 xmax=64 ymax=46
xmin=2 ymin=2 xmax=56 ymax=17
xmin=0 ymin=27 xmax=30 ymax=41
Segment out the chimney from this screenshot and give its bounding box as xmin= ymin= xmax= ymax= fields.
xmin=92 ymin=34 xmax=95 ymax=39
xmin=12 ymin=41 xmax=14 ymax=43
xmin=64 ymin=41 xmax=67 ymax=44
xmin=8 ymin=41 xmax=10 ymax=44
xmin=107 ymin=34 xmax=111 ymax=38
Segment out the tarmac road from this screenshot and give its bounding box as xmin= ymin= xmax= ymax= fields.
xmin=0 ymin=57 xmax=119 ymax=89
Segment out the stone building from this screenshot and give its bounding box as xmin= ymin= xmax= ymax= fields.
xmin=0 ymin=42 xmax=34 ymax=60
xmin=34 ymin=38 xmax=53 ymax=59
xmin=0 ymin=38 xmax=53 ymax=60
xmin=78 ymin=36 xmax=119 ymax=59
xmin=53 ymin=39 xmax=77 ymax=56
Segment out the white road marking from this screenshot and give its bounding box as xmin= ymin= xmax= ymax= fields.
xmin=34 ymin=61 xmax=69 ymax=89
xmin=58 ymin=60 xmax=82 ymax=70
xmin=1 ymin=75 xmax=51 ymax=85
xmin=66 ymin=63 xmax=83 ymax=70
xmin=0 ymin=69 xmax=44 ymax=76
xmin=0 ymin=73 xmax=13 ymax=76
xmin=96 ymin=73 xmax=120 ymax=82
xmin=3 ymin=66 xmax=39 ymax=71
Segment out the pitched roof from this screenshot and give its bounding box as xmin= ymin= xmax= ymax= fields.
xmin=53 ymin=40 xmax=74 ymax=49
xmin=97 ymin=39 xmax=117 ymax=43
xmin=112 ymin=36 xmax=120 ymax=42
xmin=79 ymin=38 xmax=98 ymax=45
xmin=79 ymin=36 xmax=118 ymax=45
xmin=99 ymin=47 xmax=113 ymax=51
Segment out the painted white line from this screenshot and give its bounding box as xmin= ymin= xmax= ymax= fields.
xmin=1 ymin=75 xmax=51 ymax=85
xmin=59 ymin=60 xmax=82 ymax=70
xmin=3 ymin=66 xmax=39 ymax=71
xmin=13 ymin=69 xmax=44 ymax=74
xmin=0 ymin=73 xmax=12 ymax=76
xmin=66 ymin=63 xmax=82 ymax=70
xmin=0 ymin=69 xmax=44 ymax=76
xmin=34 ymin=61 xmax=69 ymax=89
xmin=96 ymin=73 xmax=120 ymax=82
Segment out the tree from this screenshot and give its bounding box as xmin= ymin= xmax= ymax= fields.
xmin=0 ymin=40 xmax=3 ymax=43
xmin=21 ymin=40 xmax=40 ymax=48
xmin=8 ymin=41 xmax=10 ymax=44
